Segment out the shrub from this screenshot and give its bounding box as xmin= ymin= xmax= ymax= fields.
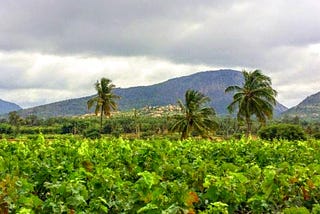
xmin=83 ymin=127 xmax=100 ymax=139
xmin=283 ymin=206 xmax=310 ymax=214
xmin=313 ymin=132 xmax=320 ymax=140
xmin=20 ymin=126 xmax=61 ymax=135
xmin=258 ymin=124 xmax=307 ymax=141
xmin=312 ymin=204 xmax=320 ymax=213
xmin=232 ymin=133 xmax=243 ymax=140
xmin=0 ymin=124 xmax=13 ymax=134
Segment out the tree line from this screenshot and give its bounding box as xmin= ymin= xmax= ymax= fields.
xmin=88 ymin=69 xmax=277 ymax=140
xmin=3 ymin=69 xmax=320 ymax=140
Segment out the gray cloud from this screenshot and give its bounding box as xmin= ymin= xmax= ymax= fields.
xmin=0 ymin=53 xmax=212 ymax=107
xmin=2 ymin=1 xmax=319 ymax=63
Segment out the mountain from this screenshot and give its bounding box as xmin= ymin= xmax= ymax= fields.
xmin=11 ymin=97 xmax=92 ymax=118
xmin=282 ymin=91 xmax=320 ymax=120
xmin=12 ymin=69 xmax=287 ymax=118
xmin=0 ymin=99 xmax=22 ymax=115
xmin=115 ymin=69 xmax=287 ymax=114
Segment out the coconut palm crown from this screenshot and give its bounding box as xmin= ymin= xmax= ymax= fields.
xmin=170 ymin=89 xmax=217 ymax=140
xmin=225 ymin=69 xmax=277 ymax=137
xmin=87 ymin=78 xmax=120 ymax=133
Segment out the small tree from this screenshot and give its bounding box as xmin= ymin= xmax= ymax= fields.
xmin=258 ymin=124 xmax=307 ymax=141
xmin=8 ymin=111 xmax=23 ymax=135
xmin=25 ymin=115 xmax=39 ymax=126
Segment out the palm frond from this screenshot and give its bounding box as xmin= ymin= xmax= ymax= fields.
xmin=225 ymin=85 xmax=242 ymax=93
xmin=226 ymin=69 xmax=277 ymax=136
xmin=170 ymin=89 xmax=216 ymax=139
xmin=87 ymin=96 xmax=99 ymax=110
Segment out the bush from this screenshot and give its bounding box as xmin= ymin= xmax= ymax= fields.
xmin=0 ymin=123 xmax=13 ymax=134
xmin=83 ymin=127 xmax=100 ymax=139
xmin=232 ymin=133 xmax=243 ymax=140
xmin=258 ymin=124 xmax=307 ymax=141
xmin=313 ymin=132 xmax=320 ymax=140
xmin=20 ymin=126 xmax=61 ymax=135
xmin=283 ymin=206 xmax=310 ymax=214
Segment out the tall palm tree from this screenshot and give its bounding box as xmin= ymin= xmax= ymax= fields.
xmin=225 ymin=69 xmax=277 ymax=137
xmin=87 ymin=78 xmax=120 ymax=134
xmin=170 ymin=89 xmax=217 ymax=140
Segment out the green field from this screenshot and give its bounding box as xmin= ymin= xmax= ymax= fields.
xmin=1 ymin=136 xmax=320 ymax=213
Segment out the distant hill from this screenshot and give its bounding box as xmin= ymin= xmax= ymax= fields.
xmin=282 ymin=91 xmax=320 ymax=120
xmin=12 ymin=69 xmax=287 ymax=118
xmin=0 ymin=99 xmax=22 ymax=115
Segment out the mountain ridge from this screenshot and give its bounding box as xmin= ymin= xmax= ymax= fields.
xmin=282 ymin=91 xmax=320 ymax=120
xmin=0 ymin=99 xmax=22 ymax=115
xmin=3 ymin=69 xmax=288 ymax=118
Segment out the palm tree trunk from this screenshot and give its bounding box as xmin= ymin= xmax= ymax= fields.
xmin=181 ymin=131 xmax=187 ymax=140
xmin=181 ymin=125 xmax=189 ymax=140
xmin=100 ymin=106 xmax=103 ymax=134
xmin=245 ymin=116 xmax=251 ymax=138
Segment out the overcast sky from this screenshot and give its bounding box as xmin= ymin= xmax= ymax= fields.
xmin=1 ymin=0 xmax=320 ymax=108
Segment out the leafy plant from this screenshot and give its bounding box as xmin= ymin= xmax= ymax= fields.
xmin=83 ymin=127 xmax=101 ymax=139
xmin=258 ymin=124 xmax=307 ymax=141
xmin=1 ymin=135 xmax=320 ymax=212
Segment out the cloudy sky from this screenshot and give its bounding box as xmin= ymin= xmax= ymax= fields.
xmin=1 ymin=0 xmax=320 ymax=108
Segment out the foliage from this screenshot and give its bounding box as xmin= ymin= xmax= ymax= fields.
xmin=25 ymin=115 xmax=39 ymax=126
xmin=225 ymin=69 xmax=277 ymax=137
xmin=0 ymin=123 xmax=13 ymax=135
xmin=19 ymin=126 xmax=62 ymax=135
xmin=171 ymin=89 xmax=217 ymax=140
xmin=283 ymin=207 xmax=310 ymax=214
xmin=215 ymin=116 xmax=240 ymax=138
xmin=8 ymin=111 xmax=24 ymax=135
xmin=313 ymin=132 xmax=320 ymax=140
xmin=83 ymin=127 xmax=101 ymax=139
xmin=0 ymin=111 xmax=179 ymax=139
xmin=258 ymin=124 xmax=307 ymax=141
xmin=8 ymin=111 xmax=22 ymax=126
xmin=199 ymin=202 xmax=229 ymax=214
xmin=61 ymin=120 xmax=90 ymax=135
xmin=2 ymin=136 xmax=320 ymax=212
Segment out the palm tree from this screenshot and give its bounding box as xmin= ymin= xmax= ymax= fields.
xmin=225 ymin=69 xmax=277 ymax=137
xmin=87 ymin=78 xmax=120 ymax=134
xmin=170 ymin=89 xmax=217 ymax=140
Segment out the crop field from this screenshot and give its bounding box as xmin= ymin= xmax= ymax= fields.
xmin=1 ymin=135 xmax=320 ymax=213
